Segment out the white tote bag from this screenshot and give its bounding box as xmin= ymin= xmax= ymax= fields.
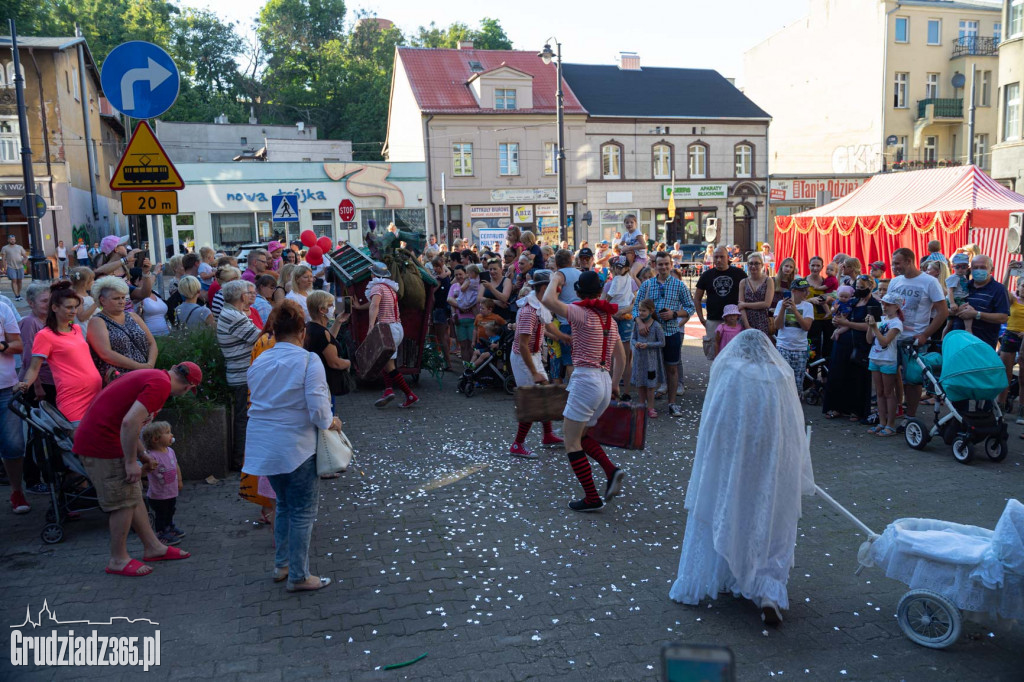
xmin=316 ymin=427 xmax=354 ymax=476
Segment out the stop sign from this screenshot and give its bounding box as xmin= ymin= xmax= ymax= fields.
xmin=338 ymin=199 xmax=355 ymax=222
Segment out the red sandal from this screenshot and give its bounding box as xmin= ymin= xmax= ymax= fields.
xmin=105 ymin=559 xmax=152 ymax=577
xmin=145 ymin=546 xmax=191 ymax=562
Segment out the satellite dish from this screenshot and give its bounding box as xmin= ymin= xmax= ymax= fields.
xmin=704 ymin=217 xmax=719 ymax=243
xmin=1008 ymin=212 xmax=1024 ymax=254
xmin=951 ymin=72 xmax=966 ymax=89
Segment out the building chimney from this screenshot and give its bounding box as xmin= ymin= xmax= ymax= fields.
xmin=458 ymin=40 xmax=474 ymax=50
xmin=618 ymin=52 xmax=641 ymax=70
xmin=248 ymin=106 xmax=257 ymax=125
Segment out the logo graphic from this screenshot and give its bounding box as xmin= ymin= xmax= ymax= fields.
xmin=10 ymin=601 xmax=161 ymax=671
xmin=712 ymin=275 xmax=736 ymax=298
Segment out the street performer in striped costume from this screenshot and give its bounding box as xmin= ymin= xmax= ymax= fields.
xmin=509 ymin=270 xmax=566 ymax=459
xmin=368 ymin=262 xmax=419 ymax=409
xmin=542 ymin=270 xmax=627 ymax=512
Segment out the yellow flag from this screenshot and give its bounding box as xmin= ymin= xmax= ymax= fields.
xmin=667 ymin=188 xmax=676 ymax=220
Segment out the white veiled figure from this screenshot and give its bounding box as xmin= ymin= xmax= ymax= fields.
xmin=670 ymin=329 xmax=815 ymax=613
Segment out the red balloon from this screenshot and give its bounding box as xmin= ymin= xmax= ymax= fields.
xmin=300 ymin=230 xmax=317 ymax=248
xmin=305 ymin=245 xmax=324 ymax=265
xmin=317 ymin=236 xmax=333 ymax=253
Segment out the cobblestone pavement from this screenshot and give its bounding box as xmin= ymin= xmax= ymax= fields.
xmin=1 ymin=284 xmax=1022 ymax=679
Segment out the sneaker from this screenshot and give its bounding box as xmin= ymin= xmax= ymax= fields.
xmin=509 ymin=442 xmax=538 ymax=459
xmin=167 ymin=525 xmax=186 ymax=539
xmin=374 ymin=389 xmax=395 ymax=408
xmin=157 ymin=531 xmax=181 ymax=546
xmin=541 ymin=433 xmax=564 ymax=446
xmin=10 ymin=491 xmax=30 ymax=514
xmin=604 ymin=468 xmax=625 ymax=502
xmin=399 ymin=394 xmax=419 ymax=409
xmin=1016 ymin=408 xmax=1024 ymax=426
xmin=568 ymin=497 xmax=604 ymax=513
xmin=26 ymin=483 xmax=50 ymax=495
xmin=668 ymin=404 xmax=683 ymax=417
xmin=761 ymin=599 xmax=783 ymax=626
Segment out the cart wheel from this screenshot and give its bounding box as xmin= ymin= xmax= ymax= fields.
xmin=984 ymin=436 xmax=1008 ymax=462
xmin=802 ymin=388 xmax=821 ymax=405
xmin=951 ymin=436 xmax=974 ymax=464
xmin=41 ymin=523 xmax=64 ymax=544
xmin=904 ymin=418 xmax=930 ymax=450
xmin=503 ymin=375 xmax=516 ymax=395
xmin=896 ymin=589 xmax=962 ymax=649
xmin=463 ymin=381 xmax=475 ymax=398
xmin=148 ymin=507 xmax=157 ymax=529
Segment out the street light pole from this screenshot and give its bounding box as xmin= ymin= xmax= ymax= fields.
xmin=8 ymin=19 xmax=48 ymax=281
xmin=540 ymin=41 xmax=567 ymax=245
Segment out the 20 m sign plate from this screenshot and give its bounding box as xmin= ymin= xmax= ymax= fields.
xmin=122 ymin=191 xmax=178 ymax=216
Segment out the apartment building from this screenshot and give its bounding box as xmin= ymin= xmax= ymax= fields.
xmin=744 ymin=0 xmax=1004 ymax=175
xmin=0 ymin=36 xmax=123 ymax=254
xmin=991 ymin=0 xmax=1024 ymax=189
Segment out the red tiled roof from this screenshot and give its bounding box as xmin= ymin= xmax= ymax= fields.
xmin=396 ymin=46 xmax=586 ymax=114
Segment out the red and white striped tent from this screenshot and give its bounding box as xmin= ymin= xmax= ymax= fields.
xmin=773 ymin=165 xmax=1024 ymax=279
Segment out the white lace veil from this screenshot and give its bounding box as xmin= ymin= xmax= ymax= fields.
xmin=685 ymin=329 xmax=815 ymax=595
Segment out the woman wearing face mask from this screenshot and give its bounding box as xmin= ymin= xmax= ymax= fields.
xmin=822 ymin=274 xmax=880 ymax=421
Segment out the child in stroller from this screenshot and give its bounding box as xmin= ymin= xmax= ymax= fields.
xmin=458 ymin=326 xmax=516 ymax=397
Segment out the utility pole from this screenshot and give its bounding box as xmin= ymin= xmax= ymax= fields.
xmin=555 ymin=42 xmax=567 ymax=246
xmin=967 ymin=64 xmax=977 ymax=166
xmin=9 ymin=19 xmax=49 ymax=281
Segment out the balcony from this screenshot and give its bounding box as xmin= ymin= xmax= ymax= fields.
xmin=916 ymin=98 xmax=963 ymax=120
xmin=951 ymin=35 xmax=999 ymax=58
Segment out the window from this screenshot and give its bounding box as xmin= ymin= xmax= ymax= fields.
xmin=958 ymin=20 xmax=979 ymax=51
xmin=734 ymin=143 xmax=753 ymax=178
xmin=926 ymin=73 xmax=939 ymax=99
xmin=975 ymin=134 xmax=989 ymax=168
xmin=0 ymin=118 xmax=19 ymax=162
xmin=499 ymin=142 xmax=519 ymax=175
xmin=1012 ymin=0 xmax=1023 ymax=39
xmin=895 ymin=135 xmax=908 ymax=162
xmin=994 ymin=22 xmax=1002 ymax=45
xmin=652 ymin=144 xmax=671 ymax=179
xmin=894 ymin=72 xmax=909 ymax=108
xmin=688 ymin=143 xmax=707 ymax=178
xmin=927 ymin=19 xmax=942 ymax=45
xmin=453 ymin=142 xmax=473 ymax=176
xmin=311 ymin=210 xmax=334 ymax=239
xmin=981 ymin=71 xmax=992 ymax=107
xmin=1005 ymin=83 xmax=1021 ymax=142
xmin=495 ymin=89 xmax=516 ymax=110
xmin=543 ymin=142 xmax=558 ymax=175
xmin=601 ymin=143 xmax=622 ymax=180
xmin=924 ymin=136 xmax=938 ymax=163
xmin=211 ymin=212 xmax=256 ymax=250
xmin=895 ymin=17 xmax=909 ymax=43
xmin=240 ymin=137 xmax=247 ymax=145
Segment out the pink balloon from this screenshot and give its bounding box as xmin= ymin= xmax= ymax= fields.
xmin=305 ymin=245 xmax=324 ymax=265
xmin=300 ymin=230 xmax=317 ymax=248
xmin=317 ymin=236 xmax=333 ymax=253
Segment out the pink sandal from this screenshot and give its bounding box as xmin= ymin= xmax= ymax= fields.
xmin=647 ymin=408 xmax=658 ymax=418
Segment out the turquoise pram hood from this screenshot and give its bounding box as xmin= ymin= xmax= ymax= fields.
xmin=940 ymin=330 xmax=1008 ymax=402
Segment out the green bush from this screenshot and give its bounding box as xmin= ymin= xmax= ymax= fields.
xmin=155 ymin=327 xmax=232 ymax=411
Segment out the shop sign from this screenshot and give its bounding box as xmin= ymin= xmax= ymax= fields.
xmin=225 ymin=188 xmax=328 ymax=203
xmin=489 ymin=188 xmax=557 ymax=202
xmin=540 ymin=225 xmax=560 ymax=244
xmin=661 ymin=183 xmax=729 ymax=200
xmin=478 ymin=228 xmax=508 ymax=249
xmin=535 ymin=204 xmax=573 ymax=217
xmin=769 ymin=178 xmax=868 ymax=202
xmin=512 ymin=205 xmax=534 ymax=223
xmin=469 ymin=205 xmax=510 ymax=219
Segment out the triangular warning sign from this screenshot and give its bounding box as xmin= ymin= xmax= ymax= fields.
xmin=273 ymin=196 xmax=297 ymax=220
xmin=110 ymin=121 xmax=184 ymax=190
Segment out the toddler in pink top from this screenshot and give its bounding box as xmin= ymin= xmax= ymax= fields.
xmin=142 ymin=421 xmax=185 ymax=546
xmin=716 ymin=305 xmax=744 ymax=355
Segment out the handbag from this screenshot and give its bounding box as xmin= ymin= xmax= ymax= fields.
xmin=301 ymin=353 xmax=356 ymax=476
xmin=849 ymin=343 xmax=870 ymax=369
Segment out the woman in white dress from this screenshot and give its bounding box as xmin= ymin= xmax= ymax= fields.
xmin=669 ymin=329 xmax=814 ymax=625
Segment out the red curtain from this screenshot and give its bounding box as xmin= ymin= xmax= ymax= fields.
xmin=773 ymin=214 xmax=968 ymax=278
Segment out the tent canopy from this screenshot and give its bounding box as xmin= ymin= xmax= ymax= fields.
xmin=773 ymin=166 xmax=1024 ymax=278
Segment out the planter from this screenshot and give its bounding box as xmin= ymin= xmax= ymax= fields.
xmin=158 ymin=405 xmax=230 ymax=480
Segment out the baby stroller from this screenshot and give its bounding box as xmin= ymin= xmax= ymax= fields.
xmin=817 ymin=484 xmax=1024 ymax=649
xmin=458 ymin=327 xmax=516 ymax=397
xmin=801 ymin=339 xmax=830 ymax=405
xmin=8 ymin=391 xmax=99 ymax=544
xmin=903 ymin=331 xmax=1010 ymax=464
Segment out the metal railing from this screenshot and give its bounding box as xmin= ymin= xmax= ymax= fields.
xmin=917 ymin=98 xmax=963 ymax=119
xmin=951 ymin=35 xmax=999 ymax=57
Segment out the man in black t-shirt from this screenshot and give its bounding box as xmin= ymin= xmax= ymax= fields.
xmin=695 ymin=246 xmax=747 ymax=355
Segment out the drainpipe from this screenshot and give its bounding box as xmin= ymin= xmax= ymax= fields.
xmin=76 ymin=26 xmax=99 ymax=219
xmin=881 ymin=2 xmax=902 ymax=172
xmin=423 ymin=114 xmax=436 ymax=241
xmin=28 ymin=48 xmax=59 ymax=247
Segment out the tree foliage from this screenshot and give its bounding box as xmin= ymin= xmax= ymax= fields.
xmin=10 ymin=2 xmax=514 ymax=160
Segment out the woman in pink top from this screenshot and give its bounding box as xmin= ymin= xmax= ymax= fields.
xmin=15 ymin=282 xmax=103 ymax=423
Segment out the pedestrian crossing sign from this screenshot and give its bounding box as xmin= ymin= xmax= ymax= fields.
xmin=271 ymin=194 xmax=299 ymax=222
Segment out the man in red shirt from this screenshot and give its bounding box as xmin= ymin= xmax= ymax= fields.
xmin=542 ymin=270 xmax=627 ymax=512
xmin=73 ymin=363 xmax=202 ymax=576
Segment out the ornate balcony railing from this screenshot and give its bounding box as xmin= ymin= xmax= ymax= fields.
xmin=951 ymin=35 xmax=999 ymax=58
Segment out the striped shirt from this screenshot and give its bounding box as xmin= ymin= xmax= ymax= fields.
xmin=567 ymin=304 xmax=620 ymax=370
xmin=217 ymin=306 xmax=263 ymax=386
xmin=368 ymin=282 xmax=399 ymax=324
xmin=513 ymin=303 xmax=544 ymax=355
xmin=631 ymin=276 xmax=696 ymax=336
